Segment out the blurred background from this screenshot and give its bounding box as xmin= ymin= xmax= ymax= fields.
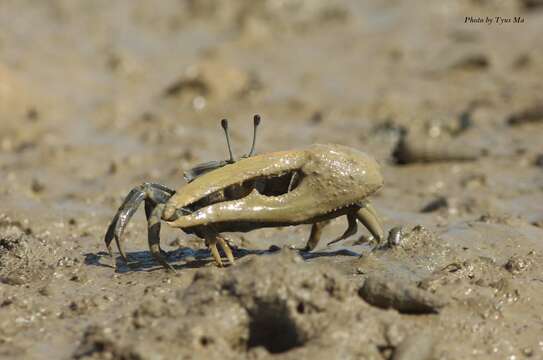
xmin=1 ymin=1 xmax=543 ymax=358
xmin=1 ymin=1 xmax=542 ymax=213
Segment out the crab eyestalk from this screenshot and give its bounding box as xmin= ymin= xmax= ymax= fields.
xmin=245 ymin=114 xmax=261 ymax=157
xmin=221 ymin=118 xmax=235 ymax=163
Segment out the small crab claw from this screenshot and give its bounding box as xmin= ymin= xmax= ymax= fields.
xmin=104 ymin=182 xmax=176 ymax=271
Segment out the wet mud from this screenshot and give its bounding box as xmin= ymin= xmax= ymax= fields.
xmin=1 ymin=1 xmax=543 ymax=359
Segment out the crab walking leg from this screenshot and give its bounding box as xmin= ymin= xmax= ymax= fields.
xmin=360 ymin=200 xmax=380 ymax=225
xmin=208 ymin=236 xmax=224 ymax=267
xmin=198 ymin=227 xmax=223 ymax=267
xmin=104 ymin=183 xmax=175 ymax=266
xmin=355 ymin=200 xmax=384 ymax=244
xmin=303 ymin=220 xmax=331 ymax=251
xmin=216 ymin=235 xmax=235 ymax=265
xmin=145 ymin=202 xmax=175 ymax=271
xmin=104 ymin=213 xmax=122 ymax=258
xmin=199 ymin=227 xmax=234 ymax=266
xmin=104 ymin=188 xmax=146 ymax=263
xmin=327 ymin=212 xmax=358 ymax=246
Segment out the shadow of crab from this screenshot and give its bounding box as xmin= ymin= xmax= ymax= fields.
xmin=85 ymin=245 xmax=359 ymax=273
xmin=84 ymin=247 xmax=214 ymax=273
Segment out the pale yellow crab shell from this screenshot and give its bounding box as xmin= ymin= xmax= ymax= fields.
xmin=166 ymin=144 xmax=383 ymax=228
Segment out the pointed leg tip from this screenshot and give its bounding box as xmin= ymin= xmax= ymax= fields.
xmin=225 ymin=255 xmax=235 ymax=266
xmin=216 ymin=236 xmax=235 ymax=266
xmin=209 ymin=245 xmax=224 ymax=268
xmin=214 ymin=255 xmax=224 ymax=267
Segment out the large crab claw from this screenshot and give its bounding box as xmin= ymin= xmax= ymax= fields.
xmin=166 ymin=144 xmax=384 ymax=247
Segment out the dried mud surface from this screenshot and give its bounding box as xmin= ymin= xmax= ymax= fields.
xmin=1 ymin=1 xmax=543 ymax=359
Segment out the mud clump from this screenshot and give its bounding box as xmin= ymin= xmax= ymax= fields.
xmin=213 ymin=250 xmax=361 ymax=353
xmin=391 ymin=332 xmax=435 ymax=360
xmin=0 ymin=218 xmax=51 ymax=286
xmin=419 ymin=256 xmax=505 ymax=291
xmin=507 ymin=104 xmax=543 ymax=126
xmin=92 ymin=251 xmax=397 ymax=359
xmin=520 ymin=0 xmax=543 ymax=10
xmin=73 ymin=326 xmax=142 ymax=360
xmin=448 ymin=53 xmax=490 ymax=72
xmin=95 ymin=247 xmax=543 ymax=358
xmin=359 ymin=275 xmax=447 ymax=314
xmin=392 ymin=130 xmax=481 ymax=165
xmin=181 ymin=0 xmax=349 ymax=37
xmin=504 ymin=253 xmax=534 ymax=275
xmin=163 ymin=60 xmax=261 ymax=107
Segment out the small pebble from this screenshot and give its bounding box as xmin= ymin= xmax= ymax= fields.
xmin=31 ymin=179 xmax=45 ymax=193
xmin=504 ymin=255 xmax=531 ymax=275
xmin=387 ymin=227 xmax=404 ymax=247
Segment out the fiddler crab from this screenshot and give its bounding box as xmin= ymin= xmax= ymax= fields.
xmin=104 ymin=115 xmax=384 ymax=271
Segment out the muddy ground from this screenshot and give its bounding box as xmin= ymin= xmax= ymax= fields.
xmin=1 ymin=1 xmax=543 ymax=359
